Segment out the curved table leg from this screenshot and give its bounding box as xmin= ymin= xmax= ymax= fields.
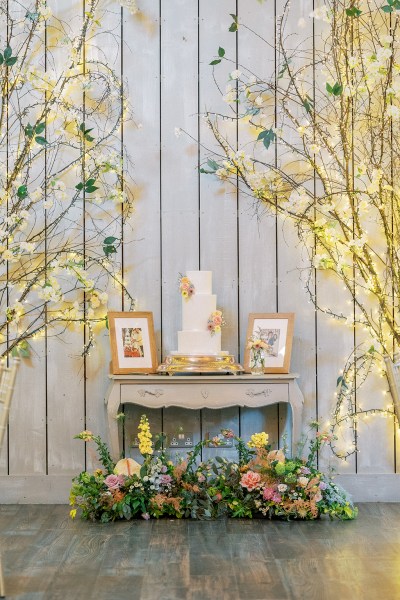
xmin=288 ymin=379 xmax=305 ymax=455
xmin=105 ymin=383 xmax=121 ymax=461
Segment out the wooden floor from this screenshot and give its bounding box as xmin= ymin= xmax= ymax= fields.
xmin=1 ymin=504 xmax=400 ymax=599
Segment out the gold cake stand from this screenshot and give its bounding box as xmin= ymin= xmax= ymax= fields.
xmin=157 ymin=354 xmax=244 ymax=375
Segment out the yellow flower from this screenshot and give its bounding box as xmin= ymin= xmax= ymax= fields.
xmin=181 ymin=277 xmax=189 ymax=283
xmin=182 ymin=290 xmax=188 ymax=298
xmin=138 ymin=415 xmax=153 ymax=455
xmin=248 ymin=432 xmax=269 ymax=448
xmin=70 ymin=509 xmax=77 ymax=519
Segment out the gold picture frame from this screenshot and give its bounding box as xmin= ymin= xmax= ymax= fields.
xmin=108 ymin=312 xmax=158 ymax=374
xmin=244 ymin=313 xmax=295 ymax=374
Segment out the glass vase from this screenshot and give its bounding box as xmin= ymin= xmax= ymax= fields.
xmin=250 ymin=349 xmax=265 ymax=375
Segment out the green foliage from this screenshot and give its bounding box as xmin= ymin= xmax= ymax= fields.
xmin=199 ymin=158 xmax=220 ymax=174
xmin=346 ymin=6 xmax=362 ymax=16
xmin=326 ymin=82 xmax=343 ymax=96
xmin=11 ymin=340 xmax=30 ymax=358
xmin=257 ymin=128 xmax=276 ymax=150
xmin=103 ymin=236 xmax=118 ymax=257
xmin=229 ymin=13 xmax=238 ymax=32
xmin=381 ymin=0 xmax=400 ymax=12
xmin=75 ymin=178 xmax=98 ymax=194
xmin=0 ymin=46 xmax=17 ymax=67
xmin=79 ymin=123 xmax=95 ymax=143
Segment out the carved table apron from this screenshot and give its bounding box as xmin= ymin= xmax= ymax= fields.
xmin=105 ymin=374 xmax=304 ymax=459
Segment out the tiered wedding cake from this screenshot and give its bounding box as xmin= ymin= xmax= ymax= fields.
xmin=157 ymin=270 xmax=243 ymax=373
xmin=176 ymin=270 xmax=224 ymax=355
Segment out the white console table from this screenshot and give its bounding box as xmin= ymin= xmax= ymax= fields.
xmin=105 ymin=373 xmax=304 ymax=459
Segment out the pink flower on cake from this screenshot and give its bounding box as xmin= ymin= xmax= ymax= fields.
xmin=179 ymin=274 xmax=195 ymax=299
xmin=240 ymin=470 xmax=261 ymax=490
xmin=207 ymin=310 xmax=225 ymax=335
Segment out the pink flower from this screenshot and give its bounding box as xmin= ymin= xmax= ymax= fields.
xmin=213 ymin=316 xmax=222 ymax=325
xmin=197 ymin=473 xmax=206 ymax=483
xmin=272 ymin=493 xmax=282 ymax=503
xmin=240 ymin=470 xmax=261 ymax=491
xmin=263 ymin=487 xmax=275 ymax=501
xmin=142 ymin=512 xmax=150 ymax=520
xmin=214 ymin=492 xmax=223 ymax=502
xmin=104 ymin=474 xmax=125 ymax=490
xmin=221 ymin=429 xmax=235 ymax=439
xmin=160 ymin=474 xmax=173 ymax=485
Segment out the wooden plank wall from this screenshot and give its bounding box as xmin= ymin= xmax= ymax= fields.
xmin=0 ymin=0 xmax=398 ymax=502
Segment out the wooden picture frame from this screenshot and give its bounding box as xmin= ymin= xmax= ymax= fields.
xmin=108 ymin=312 xmax=158 ymax=374
xmin=244 ymin=313 xmax=295 ymax=374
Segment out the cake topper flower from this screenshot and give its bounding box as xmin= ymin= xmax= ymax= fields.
xmin=179 ymin=274 xmax=195 ymax=299
xmin=207 ymin=310 xmax=225 ymax=335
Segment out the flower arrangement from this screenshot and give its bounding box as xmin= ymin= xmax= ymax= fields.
xmin=207 ymin=310 xmax=225 ymax=335
xmin=179 ymin=275 xmax=195 ymax=299
xmin=247 ymin=336 xmax=268 ymax=372
xmin=70 ymin=419 xmax=357 ymax=522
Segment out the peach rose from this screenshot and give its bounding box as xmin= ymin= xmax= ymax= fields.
xmin=240 ymin=470 xmax=261 ymax=491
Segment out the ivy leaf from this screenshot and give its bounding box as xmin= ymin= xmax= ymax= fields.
xmin=17 ymin=185 xmax=28 ymax=199
xmin=86 ymin=178 xmax=96 ymax=186
xmin=218 ymin=46 xmax=225 ymax=57
xmin=210 ymin=59 xmax=221 ymax=66
xmin=4 ymin=46 xmax=12 ymax=60
xmin=75 ymin=182 xmax=84 ymax=191
xmin=5 ymin=56 xmax=17 ymax=67
xmin=257 ymin=127 xmax=276 ymax=150
xmin=346 ymin=7 xmax=362 ymax=16
xmin=104 ymin=236 xmax=117 ymax=245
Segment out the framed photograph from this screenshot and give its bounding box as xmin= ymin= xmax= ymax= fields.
xmin=108 ymin=312 xmax=158 ymax=374
xmin=244 ymin=313 xmax=295 ymax=374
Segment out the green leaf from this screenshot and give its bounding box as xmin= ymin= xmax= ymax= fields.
xmin=75 ymin=182 xmax=84 ymax=191
xmin=17 ymin=185 xmax=28 ymax=199
xmin=84 ymin=185 xmax=98 ymax=193
xmin=35 ymin=122 xmax=46 ymax=134
xmin=79 ymin=123 xmax=86 ymax=132
xmin=0 ymin=53 xmax=3 ymax=66
xmin=35 ymin=136 xmax=48 ymax=145
xmin=229 ymin=13 xmax=238 ymax=22
xmin=229 ymin=22 xmax=238 ymax=32
xmin=105 ymin=315 xmax=109 ymax=330
xmin=25 ymin=124 xmax=34 ymax=138
xmin=6 ymin=56 xmax=17 ymax=67
xmin=26 ymin=11 xmax=40 ymax=21
xmin=326 ymin=82 xmax=343 ymax=96
xmin=346 ymin=7 xmax=362 ymax=16
xmin=257 ymin=127 xmax=276 ymax=150
xmin=85 ymin=134 xmax=94 ymax=142
xmin=278 ymin=59 xmax=291 ymax=79
xmin=218 ymin=47 xmax=225 ymax=57
xmin=303 ymin=96 xmax=313 ymax=114
xmin=86 ymin=178 xmax=96 ymax=186
xmin=104 ymin=236 xmax=117 ymax=245
xmin=207 ymin=158 xmax=220 ymax=171
xmin=210 ymin=59 xmax=221 ymax=66
xmin=103 ymin=245 xmax=117 ymax=256
xmin=4 ymin=46 xmax=12 ymax=60
xmin=382 ymin=4 xmax=393 ymax=11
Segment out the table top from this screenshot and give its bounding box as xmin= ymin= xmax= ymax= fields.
xmin=108 ymin=373 xmax=300 ymax=382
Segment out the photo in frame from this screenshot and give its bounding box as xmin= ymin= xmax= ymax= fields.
xmin=108 ymin=312 xmax=158 ymax=374
xmin=244 ymin=313 xmax=295 ymax=374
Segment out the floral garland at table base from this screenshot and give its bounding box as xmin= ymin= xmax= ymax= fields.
xmin=70 ymin=417 xmax=357 ymax=522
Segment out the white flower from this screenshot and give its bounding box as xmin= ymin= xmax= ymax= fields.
xmin=277 ymin=484 xmax=287 ymax=492
xmin=43 ymin=199 xmax=54 ymax=209
xmin=254 ymin=96 xmax=263 ymax=106
xmin=309 ymin=6 xmax=331 ymax=22
xmin=380 ymin=34 xmax=393 ymax=47
xmin=174 ymin=127 xmax=182 ymax=138
xmin=19 ymin=242 xmax=35 ymax=254
xmin=298 ymin=476 xmax=309 ymax=487
xmin=230 ymin=69 xmax=242 ymax=80
xmin=386 ymin=104 xmax=400 ymax=120
xmin=309 ymin=143 xmax=321 ymax=153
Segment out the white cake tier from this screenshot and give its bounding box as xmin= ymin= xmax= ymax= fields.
xmin=186 ymin=271 xmax=212 ymax=295
xmin=178 ymin=330 xmax=221 ymax=354
xmin=182 ymin=294 xmax=216 ymax=331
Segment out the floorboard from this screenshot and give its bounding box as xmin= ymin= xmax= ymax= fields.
xmin=0 ymin=504 xmax=399 ymax=599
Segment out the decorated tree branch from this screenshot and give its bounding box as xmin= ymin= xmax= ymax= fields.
xmin=204 ymin=0 xmax=399 ymax=457
xmin=0 ymin=0 xmax=135 ymax=358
